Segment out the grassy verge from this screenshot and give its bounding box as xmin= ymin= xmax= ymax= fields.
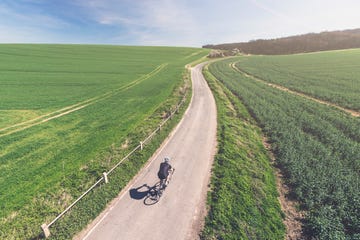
xmin=201 ymin=66 xmax=285 ymax=239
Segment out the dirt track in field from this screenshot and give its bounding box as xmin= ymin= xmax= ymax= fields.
xmin=0 ymin=64 xmax=167 ymax=138
xmin=230 ymin=62 xmax=360 ymax=117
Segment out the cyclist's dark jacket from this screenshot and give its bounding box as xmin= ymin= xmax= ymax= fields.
xmin=158 ymin=162 xmax=171 ymax=180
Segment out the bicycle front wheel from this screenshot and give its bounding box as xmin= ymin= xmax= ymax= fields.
xmin=144 ymin=188 xmax=160 ymax=205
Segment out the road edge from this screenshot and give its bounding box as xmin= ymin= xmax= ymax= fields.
xmin=186 ymin=62 xmax=218 ymax=240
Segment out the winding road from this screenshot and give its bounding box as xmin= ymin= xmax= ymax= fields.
xmin=77 ymin=62 xmax=217 ymax=240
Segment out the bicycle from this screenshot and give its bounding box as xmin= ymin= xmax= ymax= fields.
xmin=144 ymin=168 xmax=175 ymax=205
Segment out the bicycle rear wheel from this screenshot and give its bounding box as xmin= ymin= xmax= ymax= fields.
xmin=144 ymin=184 xmax=161 ymax=205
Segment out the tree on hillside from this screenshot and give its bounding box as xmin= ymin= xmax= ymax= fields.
xmin=203 ymin=28 xmax=360 ymax=55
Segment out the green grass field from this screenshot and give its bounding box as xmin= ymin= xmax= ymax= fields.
xmin=208 ymin=55 xmax=360 ymax=239
xmin=201 ymin=66 xmax=285 ymax=239
xmin=234 ymin=49 xmax=360 ymax=111
xmin=0 ymin=44 xmax=208 ymax=239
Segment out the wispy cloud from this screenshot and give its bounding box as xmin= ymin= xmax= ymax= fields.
xmin=0 ymin=1 xmax=71 ymax=43
xmin=139 ymin=1 xmax=196 ymax=30
xmin=73 ymin=0 xmax=202 ymax=46
xmin=249 ymin=0 xmax=288 ymax=20
xmin=0 ymin=24 xmax=51 ymax=43
xmin=132 ymin=0 xmax=201 ymax=45
xmin=1 ymin=0 xmax=359 ymax=46
xmin=74 ymin=0 xmax=138 ymax=26
xmin=0 ymin=2 xmax=69 ymax=29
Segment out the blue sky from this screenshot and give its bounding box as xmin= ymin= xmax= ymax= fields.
xmin=0 ymin=0 xmax=359 ymax=47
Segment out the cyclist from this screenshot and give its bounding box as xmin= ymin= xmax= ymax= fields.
xmin=157 ymin=157 xmax=174 ymax=187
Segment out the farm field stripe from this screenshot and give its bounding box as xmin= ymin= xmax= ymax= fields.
xmin=230 ymin=61 xmax=360 ymax=117
xmin=184 ymin=50 xmax=206 ymax=59
xmin=0 ymin=63 xmax=168 ymax=138
xmin=0 ymin=104 xmax=91 ymax=138
xmin=120 ymin=63 xmax=168 ymax=91
xmin=0 ymin=96 xmax=100 ymax=132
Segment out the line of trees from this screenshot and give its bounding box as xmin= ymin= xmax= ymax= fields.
xmin=203 ymin=28 xmax=360 ymax=55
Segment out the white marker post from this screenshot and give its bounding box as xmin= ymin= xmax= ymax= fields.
xmin=103 ymin=172 xmax=109 ymax=184
xmin=41 ymin=224 xmax=50 ymax=238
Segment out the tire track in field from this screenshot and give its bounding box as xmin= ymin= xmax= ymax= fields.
xmin=0 ymin=63 xmax=168 ymax=138
xmin=183 ymin=50 xmax=205 ymax=59
xmin=230 ymin=62 xmax=360 ymax=117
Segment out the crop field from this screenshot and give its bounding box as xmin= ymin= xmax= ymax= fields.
xmin=208 ymin=56 xmax=360 ymax=239
xmin=201 ymin=67 xmax=285 ymax=239
xmin=0 ymin=44 xmax=208 ymax=238
xmin=233 ymin=49 xmax=360 ymax=111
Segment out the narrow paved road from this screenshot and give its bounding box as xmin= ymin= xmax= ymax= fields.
xmin=79 ymin=62 xmax=217 ymax=240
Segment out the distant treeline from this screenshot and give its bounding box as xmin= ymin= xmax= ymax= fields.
xmin=203 ymin=28 xmax=360 ymax=55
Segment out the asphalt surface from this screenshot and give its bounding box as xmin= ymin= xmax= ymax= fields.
xmin=79 ymin=62 xmax=217 ymax=240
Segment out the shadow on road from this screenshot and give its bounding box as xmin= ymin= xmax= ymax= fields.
xmin=130 ymin=182 xmax=164 ymax=206
xmin=129 ymin=184 xmax=151 ymax=200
